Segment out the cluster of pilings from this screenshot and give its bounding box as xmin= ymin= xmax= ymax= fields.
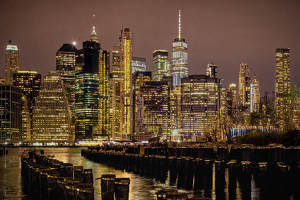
xmin=82 ymin=145 xmax=300 ymax=199
xmin=21 ymin=149 xmax=94 ymax=200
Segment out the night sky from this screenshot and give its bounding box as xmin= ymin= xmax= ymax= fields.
xmin=1 ymin=0 xmax=300 ymax=94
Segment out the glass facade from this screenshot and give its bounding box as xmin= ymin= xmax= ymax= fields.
xmin=132 ymin=57 xmax=146 ymax=74
xmin=171 ymin=38 xmax=188 ymax=86
xmin=32 ymin=71 xmax=72 ymax=141
xmin=153 ymin=50 xmax=170 ymax=81
xmin=239 ymin=63 xmax=250 ymax=106
xmin=0 ymin=85 xmax=22 ymax=142
xmin=181 ymin=75 xmax=220 ymax=140
xmin=5 ymin=43 xmax=19 ymax=85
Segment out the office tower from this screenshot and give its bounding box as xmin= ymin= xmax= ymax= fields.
xmin=141 ymin=80 xmax=171 ymax=136
xmin=132 ymin=57 xmax=146 ymax=74
xmin=206 ymin=62 xmax=218 ymax=78
xmin=75 ymin=23 xmax=110 ymax=140
xmin=171 ymin=10 xmax=188 ymax=86
xmin=133 ymin=71 xmax=152 ymax=135
xmin=5 ymin=40 xmax=19 ymax=85
xmin=239 ymin=63 xmax=251 ymax=106
xmin=13 ymin=70 xmax=41 ymax=141
xmin=275 ymin=48 xmax=290 ymax=127
xmin=120 ymin=28 xmax=133 ymax=140
xmin=0 ymin=85 xmax=22 ymax=142
xmin=153 ymin=50 xmax=170 ymax=81
xmin=250 ymin=74 xmax=260 ymax=112
xmin=32 ymin=71 xmax=72 ymax=141
xmin=181 ymin=75 xmax=220 ymax=140
xmin=228 ymin=83 xmax=238 ymax=108
xmin=56 ymin=43 xmax=77 ymax=119
xmin=111 ymin=45 xmax=122 ymax=140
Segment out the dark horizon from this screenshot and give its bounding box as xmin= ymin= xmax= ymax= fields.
xmin=1 ymin=0 xmax=300 ymax=94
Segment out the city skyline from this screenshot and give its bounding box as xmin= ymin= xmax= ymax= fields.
xmin=1 ymin=0 xmax=300 ymax=95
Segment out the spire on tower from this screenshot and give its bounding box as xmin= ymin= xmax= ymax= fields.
xmin=178 ymin=10 xmax=181 ymax=39
xmin=91 ymin=14 xmax=99 ymax=43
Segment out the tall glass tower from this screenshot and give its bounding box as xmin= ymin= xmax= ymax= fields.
xmin=171 ymin=10 xmax=188 ymax=86
xmin=5 ymin=40 xmax=19 ymax=85
xmin=153 ymin=50 xmax=170 ymax=81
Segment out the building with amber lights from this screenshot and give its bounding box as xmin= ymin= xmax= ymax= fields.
xmin=5 ymin=41 xmax=19 ymax=85
xmin=153 ymin=50 xmax=170 ymax=81
xmin=181 ymin=75 xmax=220 ymax=140
xmin=75 ymin=25 xmax=110 ymax=140
xmin=13 ymin=71 xmax=41 ymax=141
xmin=132 ymin=57 xmax=146 ymax=74
xmin=56 ymin=44 xmax=77 ymax=119
xmin=239 ymin=63 xmax=251 ymax=107
xmin=141 ymin=80 xmax=171 ymax=136
xmin=0 ymin=85 xmax=22 ymax=142
xmin=32 ymin=71 xmax=72 ymax=141
xmin=275 ymin=48 xmax=290 ymax=128
xmin=171 ymin=10 xmax=188 ymax=86
xmin=250 ymin=74 xmax=260 ymax=112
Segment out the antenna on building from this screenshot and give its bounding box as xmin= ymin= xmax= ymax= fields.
xmin=178 ymin=10 xmax=181 ymax=39
xmin=93 ymin=15 xmax=95 ymax=30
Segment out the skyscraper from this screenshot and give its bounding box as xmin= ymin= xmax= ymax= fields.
xmin=120 ymin=28 xmax=133 ymax=140
xmin=250 ymin=74 xmax=260 ymax=112
xmin=13 ymin=70 xmax=41 ymax=141
xmin=56 ymin=43 xmax=77 ymax=119
xmin=132 ymin=57 xmax=146 ymax=74
xmin=153 ymin=50 xmax=170 ymax=81
xmin=5 ymin=40 xmax=19 ymax=85
xmin=75 ymin=22 xmax=110 ymax=140
xmin=239 ymin=63 xmax=251 ymax=106
xmin=275 ymin=48 xmax=290 ymax=127
xmin=181 ymin=75 xmax=220 ymax=140
xmin=0 ymin=85 xmax=22 ymax=142
xmin=171 ymin=10 xmax=188 ymax=86
xmin=32 ymin=71 xmax=72 ymax=141
xmin=206 ymin=62 xmax=218 ymax=78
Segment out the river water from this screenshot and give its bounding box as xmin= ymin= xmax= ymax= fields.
xmin=0 ymin=147 xmax=261 ymax=200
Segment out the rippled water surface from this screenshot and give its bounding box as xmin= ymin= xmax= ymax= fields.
xmin=0 ymin=147 xmax=261 ymax=200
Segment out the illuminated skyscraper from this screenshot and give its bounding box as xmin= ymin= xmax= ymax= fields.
xmin=120 ymin=28 xmax=133 ymax=140
xmin=133 ymin=71 xmax=152 ymax=135
xmin=0 ymin=85 xmax=22 ymax=142
xmin=206 ymin=62 xmax=218 ymax=78
xmin=32 ymin=71 xmax=72 ymax=141
xmin=75 ymin=22 xmax=110 ymax=140
xmin=5 ymin=40 xmax=19 ymax=85
xmin=13 ymin=71 xmax=41 ymax=141
xmin=141 ymin=80 xmax=171 ymax=136
xmin=275 ymin=48 xmax=290 ymax=127
xmin=250 ymin=74 xmax=260 ymax=112
xmin=181 ymin=75 xmax=220 ymax=140
xmin=239 ymin=63 xmax=251 ymax=106
xmin=56 ymin=43 xmax=77 ymax=119
xmin=153 ymin=50 xmax=170 ymax=81
xmin=132 ymin=57 xmax=146 ymax=74
xmin=171 ymin=10 xmax=188 ymax=86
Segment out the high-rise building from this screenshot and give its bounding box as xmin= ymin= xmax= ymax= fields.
xmin=5 ymin=41 xmax=19 ymax=85
xmin=228 ymin=83 xmax=239 ymax=108
xmin=171 ymin=10 xmax=188 ymax=86
xmin=206 ymin=62 xmax=218 ymax=78
xmin=0 ymin=85 xmax=22 ymax=142
xmin=132 ymin=57 xmax=146 ymax=74
xmin=56 ymin=43 xmax=77 ymax=119
xmin=239 ymin=63 xmax=251 ymax=106
xmin=153 ymin=50 xmax=170 ymax=81
xmin=13 ymin=70 xmax=41 ymax=141
xmin=181 ymin=75 xmax=220 ymax=140
xmin=141 ymin=80 xmax=171 ymax=136
xmin=32 ymin=71 xmax=72 ymax=141
xmin=250 ymin=74 xmax=260 ymax=112
xmin=275 ymin=48 xmax=290 ymax=128
xmin=75 ymin=23 xmax=110 ymax=140
xmin=120 ymin=28 xmax=133 ymax=140
xmin=133 ymin=71 xmax=152 ymax=135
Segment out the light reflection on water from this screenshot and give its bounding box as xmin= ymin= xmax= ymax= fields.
xmin=0 ymin=147 xmax=261 ymax=199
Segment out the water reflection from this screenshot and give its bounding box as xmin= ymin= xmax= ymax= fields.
xmin=0 ymin=147 xmax=266 ymax=200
